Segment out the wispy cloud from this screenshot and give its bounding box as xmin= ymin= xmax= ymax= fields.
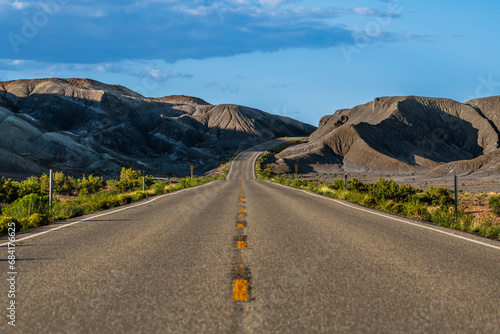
xmin=203 ymin=82 xmax=239 ymax=93
xmin=12 ymin=0 xmax=31 ymax=10
xmin=268 ymin=83 xmax=295 ymax=90
xmin=0 ymin=0 xmax=417 ymax=64
xmin=0 ymin=59 xmax=193 ymax=82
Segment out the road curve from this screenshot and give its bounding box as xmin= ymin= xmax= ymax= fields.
xmin=1 ymin=138 xmax=499 ymax=333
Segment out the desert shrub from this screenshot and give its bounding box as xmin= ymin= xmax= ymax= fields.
xmin=116 ymin=194 xmax=133 ymax=205
xmin=383 ymin=201 xmax=395 ymax=212
xmin=351 ymin=192 xmax=366 ymax=204
xmin=429 ymin=207 xmax=457 ymax=228
xmin=262 ymin=167 xmax=273 ymax=178
xmin=131 ymin=192 xmax=147 ymax=201
xmin=361 ymin=195 xmax=377 ymax=208
xmin=0 ymin=216 xmax=21 ymax=234
xmin=51 ymin=201 xmax=85 ymax=220
xmin=53 ymin=172 xmax=77 ymax=195
xmin=368 ymin=178 xmax=418 ymax=203
xmin=176 ymin=177 xmax=191 ymax=190
xmin=117 ymin=179 xmax=140 ymax=192
xmin=484 ymin=226 xmax=500 ymax=238
xmin=120 ymin=167 xmax=142 ymax=181
xmin=489 ymin=196 xmax=500 ymax=216
xmin=25 ymin=213 xmax=48 ymax=229
xmin=274 ymin=177 xmax=292 ymax=186
xmin=113 ymin=167 xmax=148 ymax=192
xmin=151 ymin=182 xmax=169 ymax=195
xmin=307 ymin=183 xmax=319 ymax=192
xmin=77 ymin=175 xmax=106 ymax=195
xmin=18 ymin=176 xmax=42 ymax=197
xmin=390 ymin=203 xmax=405 ymax=214
xmin=0 ymin=177 xmax=20 ymax=204
xmin=348 ymin=179 xmax=367 ymax=192
xmin=106 ymin=179 xmax=120 ymax=192
xmin=332 ymin=179 xmax=345 ymax=190
xmin=40 ymin=172 xmax=78 ymax=195
xmin=418 ymin=187 xmax=454 ymax=206
xmin=291 ymin=179 xmax=305 ymax=188
xmin=3 ymin=194 xmax=49 ymax=220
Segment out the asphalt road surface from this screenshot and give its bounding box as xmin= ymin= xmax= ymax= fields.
xmin=1 ymin=138 xmax=499 ymax=333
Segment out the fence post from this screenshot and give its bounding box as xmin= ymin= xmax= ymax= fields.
xmin=49 ymin=169 xmax=53 ymax=210
xmin=344 ymin=173 xmax=348 ymax=191
xmin=454 ymin=172 xmax=458 ymax=214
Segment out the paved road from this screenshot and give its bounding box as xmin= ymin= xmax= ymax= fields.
xmin=1 ymin=138 xmax=499 ymax=333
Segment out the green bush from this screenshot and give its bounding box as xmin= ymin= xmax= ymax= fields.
xmin=361 ymin=196 xmax=377 ymax=208
xmin=51 ymin=201 xmax=85 ymax=220
xmin=77 ymin=175 xmax=106 ymax=195
xmin=150 ymin=182 xmax=168 ymax=195
xmin=307 ymin=183 xmax=319 ymax=192
xmin=291 ymin=179 xmax=305 ymax=188
xmin=0 ymin=216 xmax=21 ymax=234
xmin=390 ymin=203 xmax=405 ymax=214
xmin=418 ymin=187 xmax=454 ymax=206
xmin=489 ymin=196 xmax=500 ymax=216
xmin=25 ymin=213 xmax=48 ymax=229
xmin=274 ymin=177 xmax=292 ymax=186
xmin=3 ymin=194 xmax=49 ymax=220
xmin=18 ymin=176 xmax=42 ymax=197
xmin=53 ymin=172 xmax=77 ymax=195
xmin=332 ymin=179 xmax=345 ymax=190
xmin=113 ymin=167 xmax=153 ymax=192
xmin=368 ymin=178 xmax=418 ymax=203
xmin=117 ymin=194 xmax=133 ymax=205
xmin=348 ymin=179 xmax=366 ymax=192
xmin=0 ymin=177 xmax=19 ymax=204
xmin=131 ymin=192 xmax=147 ymax=201
xmin=120 ymin=167 xmax=142 ymax=181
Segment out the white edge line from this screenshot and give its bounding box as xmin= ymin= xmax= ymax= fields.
xmin=0 ymin=181 xmax=218 ymax=247
xmin=262 ymin=180 xmax=500 ymax=251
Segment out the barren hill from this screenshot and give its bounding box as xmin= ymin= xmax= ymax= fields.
xmin=276 ymin=96 xmax=500 ymax=176
xmin=0 ymin=78 xmax=315 ymax=177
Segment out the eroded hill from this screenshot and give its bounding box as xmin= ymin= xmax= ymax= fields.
xmin=276 ymin=96 xmax=500 ymax=176
xmin=0 ymin=78 xmax=316 ymax=177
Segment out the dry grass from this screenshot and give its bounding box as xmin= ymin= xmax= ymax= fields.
xmin=460 ymin=192 xmax=500 ymax=225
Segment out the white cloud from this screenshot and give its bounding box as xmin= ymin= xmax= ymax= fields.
xmin=12 ymin=0 xmax=30 ymax=10
xmin=354 ymin=7 xmax=374 ymax=16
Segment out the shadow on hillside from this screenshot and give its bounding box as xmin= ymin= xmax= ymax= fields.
xmin=0 ymin=91 xmax=314 ymax=179
xmin=353 ymin=103 xmax=483 ymax=166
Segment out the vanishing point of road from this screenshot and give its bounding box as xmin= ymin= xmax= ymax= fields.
xmin=1 ymin=138 xmax=499 ymax=333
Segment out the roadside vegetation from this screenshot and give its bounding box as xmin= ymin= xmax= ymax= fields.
xmin=0 ymin=161 xmax=232 ymax=235
xmin=256 ymin=152 xmax=500 ymax=240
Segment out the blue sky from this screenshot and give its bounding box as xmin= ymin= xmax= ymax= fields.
xmin=0 ymin=0 xmax=499 ymax=126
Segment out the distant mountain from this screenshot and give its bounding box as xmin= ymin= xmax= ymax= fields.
xmin=0 ymin=78 xmax=316 ymax=178
xmin=276 ymin=96 xmax=500 ymax=176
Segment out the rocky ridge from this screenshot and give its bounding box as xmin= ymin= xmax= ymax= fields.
xmin=0 ymin=78 xmax=316 ymax=177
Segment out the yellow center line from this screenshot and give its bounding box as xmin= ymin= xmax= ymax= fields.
xmin=237 ymin=241 xmax=247 ymax=249
xmin=233 ymin=280 xmax=249 ymax=301
xmin=237 ymin=223 xmax=245 ymax=228
xmin=239 ymin=213 xmax=245 ymax=217
xmin=240 ymin=206 xmax=245 ymax=210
